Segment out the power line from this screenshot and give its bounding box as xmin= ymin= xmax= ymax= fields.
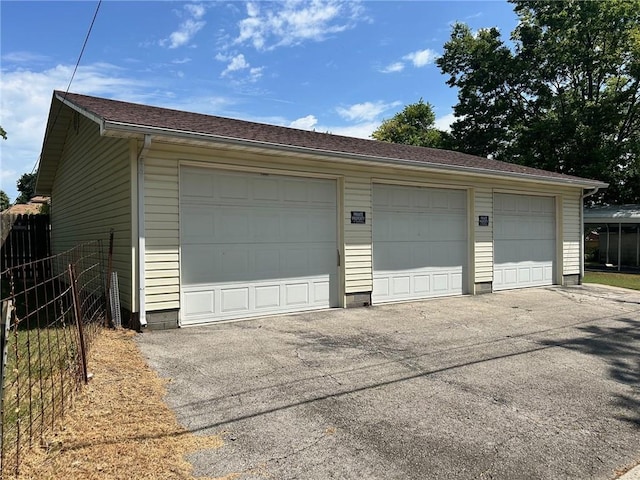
xmin=63 ymin=0 xmax=102 ymax=99
xmin=31 ymin=0 xmax=102 ymax=175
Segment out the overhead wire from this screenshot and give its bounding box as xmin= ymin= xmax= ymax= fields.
xmin=31 ymin=0 xmax=102 ymax=175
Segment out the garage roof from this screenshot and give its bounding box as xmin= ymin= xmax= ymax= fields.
xmin=37 ymin=91 xmax=607 ymax=193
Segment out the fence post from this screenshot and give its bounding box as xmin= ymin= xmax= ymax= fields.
xmin=68 ymin=264 xmax=88 ymax=384
xmin=0 ymin=297 xmax=13 ymax=456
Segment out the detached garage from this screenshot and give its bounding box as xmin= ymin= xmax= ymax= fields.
xmin=36 ymin=91 xmax=607 ymax=329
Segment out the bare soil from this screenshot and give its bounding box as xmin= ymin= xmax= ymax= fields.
xmin=13 ymin=328 xmax=224 ymax=480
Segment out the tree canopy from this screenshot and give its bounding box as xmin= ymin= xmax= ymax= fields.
xmin=0 ymin=126 xmax=6 ymax=140
xmin=16 ymin=173 xmax=37 ymax=205
xmin=436 ymin=0 xmax=640 ymax=204
xmin=371 ymin=99 xmax=450 ymax=149
xmin=0 ymin=190 xmax=9 ymax=211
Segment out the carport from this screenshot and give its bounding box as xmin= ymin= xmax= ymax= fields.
xmin=584 ymin=205 xmax=640 ymax=270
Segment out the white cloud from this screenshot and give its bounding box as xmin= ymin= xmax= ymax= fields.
xmin=434 ymin=112 xmax=457 ymax=132
xmin=336 ymin=101 xmax=402 ymax=122
xmin=0 ymin=63 xmax=149 ymax=200
xmin=222 ymin=54 xmax=250 ymax=76
xmin=184 ymin=3 xmax=206 ymax=18
xmin=234 ymin=0 xmax=365 ymax=51
xmin=1 ymin=51 xmax=50 ymax=64
xmin=403 ymin=49 xmax=437 ymax=67
xmin=248 ymin=67 xmax=264 ymax=82
xmin=289 ymin=115 xmax=318 ymax=130
xmin=380 ymin=62 xmax=405 ymax=74
xmin=161 ymin=3 xmax=207 ymax=49
xmin=380 ymin=48 xmax=438 ymax=75
xmin=217 ymin=53 xmax=264 ymax=83
xmin=286 ymin=117 xmax=378 ymax=140
xmin=322 ymin=121 xmax=380 ymax=139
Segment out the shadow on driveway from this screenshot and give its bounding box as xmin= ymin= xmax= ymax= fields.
xmin=138 ymin=286 xmax=640 ymax=480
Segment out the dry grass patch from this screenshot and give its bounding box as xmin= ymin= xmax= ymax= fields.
xmin=14 ymin=328 xmax=224 ymax=480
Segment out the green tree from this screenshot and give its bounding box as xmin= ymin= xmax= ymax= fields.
xmin=0 ymin=126 xmax=6 ymax=140
xmin=0 ymin=190 xmax=10 ymax=211
xmin=372 ymin=99 xmax=451 ymax=149
xmin=16 ymin=172 xmax=37 ymax=204
xmin=437 ymin=0 xmax=640 ymax=204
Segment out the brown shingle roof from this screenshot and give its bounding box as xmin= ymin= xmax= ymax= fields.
xmin=2 ymin=203 xmax=43 ymax=215
xmin=55 ymin=91 xmax=606 ymax=187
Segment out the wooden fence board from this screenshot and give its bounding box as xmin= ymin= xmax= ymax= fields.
xmin=0 ymin=214 xmax=51 ymax=279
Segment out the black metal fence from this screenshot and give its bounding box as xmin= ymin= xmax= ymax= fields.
xmin=0 ymin=240 xmax=107 ymax=476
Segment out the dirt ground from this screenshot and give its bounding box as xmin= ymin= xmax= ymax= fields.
xmin=13 ymin=328 xmax=225 ymax=480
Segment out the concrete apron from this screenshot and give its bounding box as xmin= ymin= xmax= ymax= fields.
xmin=137 ymin=285 xmax=640 ymax=480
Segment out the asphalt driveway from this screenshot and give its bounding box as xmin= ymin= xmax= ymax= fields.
xmin=137 ymin=285 xmax=640 ymax=480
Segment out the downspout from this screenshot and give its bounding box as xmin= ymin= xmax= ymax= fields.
xmin=581 ymin=187 xmax=600 ymax=279
xmin=137 ymin=134 xmax=152 ymax=328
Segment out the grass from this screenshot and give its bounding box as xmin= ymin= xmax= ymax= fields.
xmin=583 ymin=271 xmax=640 ymax=291
xmin=1 ymin=325 xmax=80 ymax=473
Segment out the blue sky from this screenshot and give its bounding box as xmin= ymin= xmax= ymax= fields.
xmin=0 ymin=1 xmax=519 ymax=202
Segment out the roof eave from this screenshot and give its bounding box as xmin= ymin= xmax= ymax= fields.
xmin=36 ymin=92 xmax=108 ymax=195
xmin=104 ymin=121 xmax=608 ymax=190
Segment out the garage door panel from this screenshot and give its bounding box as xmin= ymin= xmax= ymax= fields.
xmin=180 ymin=168 xmax=338 ymax=324
xmin=494 ymin=193 xmax=555 ymax=291
xmin=309 ymin=182 xmax=336 ymax=204
xmin=182 ymin=171 xmax=213 ymax=198
xmin=182 ymin=208 xmax=215 ymax=242
xmin=253 ymin=178 xmax=279 ymax=201
xmin=254 ymin=212 xmax=281 ymax=240
xmin=415 ymin=275 xmax=429 ymax=293
xmin=373 ymin=184 xmax=467 ymax=303
xmin=181 ymin=245 xmax=215 ymax=284
xmin=255 ymin=285 xmax=280 ymax=308
xmin=183 ymin=290 xmax=214 ymax=316
xmin=219 ymin=176 xmax=249 ymax=200
xmin=221 ymin=287 xmax=249 ymax=313
xmin=218 ymin=209 xmax=250 ymax=242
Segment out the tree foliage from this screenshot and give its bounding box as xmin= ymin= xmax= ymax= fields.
xmin=0 ymin=126 xmax=6 ymax=140
xmin=372 ymin=99 xmax=450 ymax=149
xmin=16 ymin=173 xmax=37 ymax=205
xmin=437 ymin=0 xmax=640 ymax=204
xmin=0 ymin=190 xmax=10 ymax=211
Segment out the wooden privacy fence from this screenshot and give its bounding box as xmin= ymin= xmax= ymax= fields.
xmin=0 ymin=214 xmax=51 ymax=279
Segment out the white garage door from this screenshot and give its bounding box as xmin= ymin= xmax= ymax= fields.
xmin=493 ymin=193 xmax=555 ymax=291
xmin=180 ymin=167 xmax=338 ymax=325
xmin=372 ymin=184 xmax=468 ymax=303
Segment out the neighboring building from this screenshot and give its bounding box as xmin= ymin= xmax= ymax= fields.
xmin=1 ymin=196 xmax=50 ymax=216
xmin=1 ymin=196 xmax=50 ymax=245
xmin=36 ymin=91 xmax=607 ymax=329
xmin=584 ymin=205 xmax=640 ymax=269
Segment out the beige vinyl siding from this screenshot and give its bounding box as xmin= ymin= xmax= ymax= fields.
xmin=474 ymin=188 xmax=494 ymax=283
xmin=344 ymin=176 xmax=373 ymax=293
xmin=50 ymin=115 xmax=132 ymax=309
xmin=141 ymin=140 xmax=587 ymax=310
xmin=562 ymin=192 xmax=582 ymax=275
xmin=143 ymin=156 xmax=180 ymax=311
